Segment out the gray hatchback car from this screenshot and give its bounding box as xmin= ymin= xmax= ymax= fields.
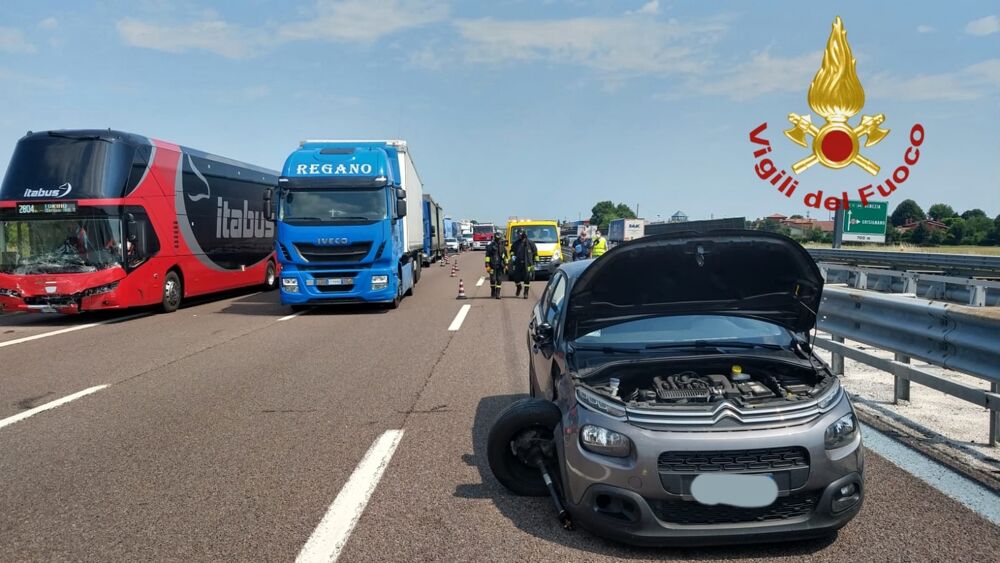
xmin=487 ymin=231 xmax=863 ymax=546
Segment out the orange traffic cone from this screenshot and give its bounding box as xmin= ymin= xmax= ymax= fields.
xmin=439 ymin=256 xmax=445 ymax=267
xmin=457 ymin=279 xmax=467 ymax=299
xmin=450 ymin=264 xmax=457 ymax=277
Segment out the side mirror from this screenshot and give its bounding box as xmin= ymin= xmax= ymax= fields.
xmin=533 ymin=323 xmax=554 ymax=343
xmin=263 ymin=188 xmax=274 ymax=221
xmin=396 ymin=199 xmax=407 ymax=218
xmin=396 ymin=188 xmax=406 ymax=200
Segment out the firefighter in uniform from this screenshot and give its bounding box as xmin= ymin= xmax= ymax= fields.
xmin=509 ymin=229 xmax=538 ymax=299
xmin=484 ymin=233 xmax=507 ymax=299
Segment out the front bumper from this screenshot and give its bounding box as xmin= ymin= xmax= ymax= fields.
xmin=0 ymin=288 xmax=125 ymax=314
xmin=279 ymin=268 xmax=397 ymax=305
xmin=557 ymin=399 xmax=864 ymax=546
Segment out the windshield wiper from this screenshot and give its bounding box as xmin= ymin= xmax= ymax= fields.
xmin=571 ymin=343 xmax=643 ymax=354
xmin=286 ymin=217 xmax=325 ymax=221
xmin=330 ymin=216 xmax=375 ymax=221
xmin=47 ymin=132 xmax=111 ymax=142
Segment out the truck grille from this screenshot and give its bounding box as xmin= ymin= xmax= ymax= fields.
xmin=658 ymin=447 xmax=810 ymax=473
xmin=649 ymin=491 xmax=820 ymax=525
xmin=293 ymin=242 xmax=372 ymax=263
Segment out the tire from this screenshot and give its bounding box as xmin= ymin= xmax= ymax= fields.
xmin=160 ymin=271 xmax=182 ymax=313
xmin=486 ymin=398 xmax=562 ymax=497
xmin=414 ymin=260 xmax=422 ymax=284
xmin=264 ymin=261 xmax=278 ymax=290
xmin=291 ymin=305 xmax=309 ymax=312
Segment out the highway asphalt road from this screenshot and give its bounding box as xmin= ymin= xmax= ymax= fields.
xmin=1 ymin=255 xmax=999 ymax=562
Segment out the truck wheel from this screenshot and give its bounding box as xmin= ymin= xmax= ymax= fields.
xmin=414 ymin=261 xmax=422 ymax=284
xmin=264 ymin=261 xmax=278 ymax=290
xmin=160 ymin=271 xmax=182 ymax=313
xmin=487 ymin=398 xmax=562 ymax=497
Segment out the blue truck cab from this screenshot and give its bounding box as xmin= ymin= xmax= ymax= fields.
xmin=275 ymin=140 xmax=425 ymax=309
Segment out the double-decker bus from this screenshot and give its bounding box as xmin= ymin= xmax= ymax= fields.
xmin=0 ymin=130 xmax=278 ymax=314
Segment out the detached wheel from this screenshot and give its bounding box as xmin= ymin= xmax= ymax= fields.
xmin=160 ymin=271 xmax=182 ymax=313
xmin=487 ymin=398 xmax=562 ymax=497
xmin=264 ymin=261 xmax=278 ymax=290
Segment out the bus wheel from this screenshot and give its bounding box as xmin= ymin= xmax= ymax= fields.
xmin=264 ymin=261 xmax=278 ymax=290
xmin=161 ymin=271 xmax=182 ymax=313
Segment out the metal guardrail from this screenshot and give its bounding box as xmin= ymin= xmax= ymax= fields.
xmin=809 ymin=248 xmax=1000 ymax=277
xmin=820 ymin=265 xmax=1000 ymax=306
xmin=816 ymin=286 xmax=1000 ymax=446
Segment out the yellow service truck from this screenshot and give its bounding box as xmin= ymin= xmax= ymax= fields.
xmin=505 ymin=219 xmax=563 ymax=278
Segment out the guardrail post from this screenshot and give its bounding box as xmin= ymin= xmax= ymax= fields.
xmin=991 ymin=383 xmax=999 ymax=448
xmin=852 ymin=271 xmax=868 ymax=290
xmin=894 ymin=353 xmax=911 ymax=403
xmin=969 ymin=283 xmax=986 ymax=307
xmin=902 ymin=273 xmax=917 ymax=294
xmin=831 ymin=336 xmax=845 ymax=375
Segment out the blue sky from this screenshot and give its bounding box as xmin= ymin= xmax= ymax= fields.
xmin=1 ymin=1 xmax=997 ymax=224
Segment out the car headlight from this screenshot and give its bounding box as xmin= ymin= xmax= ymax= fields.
xmin=552 ymin=249 xmax=562 ymax=262
xmin=371 ymin=275 xmax=389 ymax=290
xmin=0 ymin=287 xmax=20 ymax=298
xmin=580 ymin=425 xmax=632 ymax=457
xmin=281 ymin=277 xmax=299 ymax=293
xmin=825 ymin=412 xmax=858 ymax=449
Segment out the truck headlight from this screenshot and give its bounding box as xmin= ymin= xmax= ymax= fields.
xmin=824 ymin=412 xmax=857 ymax=449
xmin=281 ymin=278 xmax=299 ymax=293
xmin=0 ymin=287 xmax=20 ymax=298
xmin=371 ymin=275 xmax=389 ymax=290
xmin=580 ymin=425 xmax=632 ymax=457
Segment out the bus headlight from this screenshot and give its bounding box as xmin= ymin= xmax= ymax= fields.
xmin=0 ymin=287 xmax=21 ymax=298
xmin=281 ymin=278 xmax=299 ymax=293
xmin=371 ymin=275 xmax=389 ymax=290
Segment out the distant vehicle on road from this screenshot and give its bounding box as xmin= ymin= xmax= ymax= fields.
xmin=471 ymin=223 xmax=495 ymax=250
xmin=445 ymin=237 xmax=459 ymax=253
xmin=276 ymin=139 xmax=423 ymax=310
xmin=422 ymin=194 xmax=444 ymax=266
xmin=0 ymin=129 xmax=278 ymax=314
xmin=504 ymin=219 xmax=562 ymax=278
xmin=488 ymin=231 xmax=863 ymax=546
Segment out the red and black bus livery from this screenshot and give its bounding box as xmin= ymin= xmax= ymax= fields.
xmin=0 ymin=129 xmax=278 ymax=313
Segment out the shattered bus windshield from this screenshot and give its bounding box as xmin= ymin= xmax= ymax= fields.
xmin=1 ymin=216 xmax=124 ymax=274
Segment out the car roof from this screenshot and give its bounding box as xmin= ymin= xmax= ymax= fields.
xmin=556 ymin=259 xmax=592 ymax=281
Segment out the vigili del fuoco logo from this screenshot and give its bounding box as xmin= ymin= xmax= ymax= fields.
xmin=749 ymin=16 xmax=925 ymax=211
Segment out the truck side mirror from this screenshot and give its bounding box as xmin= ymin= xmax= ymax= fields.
xmin=263 ymin=188 xmax=274 ymax=221
xmin=396 ymin=199 xmax=407 ymax=218
xmin=396 ymin=188 xmax=406 ymax=200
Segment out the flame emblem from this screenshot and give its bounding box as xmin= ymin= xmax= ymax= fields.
xmin=784 ymin=17 xmax=889 ymax=175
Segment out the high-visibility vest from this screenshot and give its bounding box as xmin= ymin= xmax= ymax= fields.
xmin=592 ymin=237 xmax=607 ymax=257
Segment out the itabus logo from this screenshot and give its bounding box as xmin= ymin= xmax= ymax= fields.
xmin=23 ymin=182 xmax=72 ymax=199
xmin=748 ymin=17 xmax=925 ymax=211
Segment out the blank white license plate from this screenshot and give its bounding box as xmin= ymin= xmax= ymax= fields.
xmin=317 ymin=278 xmax=353 ymax=286
xmin=690 ymin=473 xmax=778 ymax=508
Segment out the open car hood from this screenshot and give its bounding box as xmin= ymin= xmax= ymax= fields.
xmin=566 ymin=231 xmax=823 ymax=339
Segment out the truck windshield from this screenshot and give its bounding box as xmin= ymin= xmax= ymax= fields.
xmin=519 ymin=225 xmax=558 ymax=243
xmin=280 ymin=188 xmax=387 ymax=224
xmin=1 ymin=216 xmax=124 ymax=274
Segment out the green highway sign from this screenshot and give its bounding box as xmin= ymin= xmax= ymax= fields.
xmin=842 ymin=201 xmax=888 ymax=243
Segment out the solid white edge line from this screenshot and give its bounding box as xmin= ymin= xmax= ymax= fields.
xmin=296 ymin=429 xmax=405 ymax=563
xmin=278 ymin=310 xmax=308 ymax=322
xmin=0 ymin=384 xmax=109 ymax=430
xmin=861 ymin=423 xmax=1000 ymax=526
xmin=0 ymin=313 xmax=148 ymax=349
xmin=475 ymin=277 xmax=485 ymax=287
xmin=447 ymin=304 xmax=471 ymax=332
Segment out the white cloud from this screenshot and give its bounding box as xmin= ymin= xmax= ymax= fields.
xmin=38 ymin=17 xmax=58 ymax=30
xmin=0 ymin=27 xmax=36 ymax=54
xmin=866 ymin=59 xmax=1000 ymax=101
xmin=116 ymin=17 xmax=263 ymax=58
xmin=627 ymin=1 xmax=660 ymax=16
xmin=454 ymin=16 xmax=727 ymax=76
xmin=691 ymin=50 xmax=821 ymax=100
xmin=965 ymin=15 xmax=1000 ymax=36
xmin=117 ymin=0 xmax=446 ymax=58
xmin=278 ymin=0 xmax=447 ymax=43
xmin=916 ymin=25 xmax=934 ymax=33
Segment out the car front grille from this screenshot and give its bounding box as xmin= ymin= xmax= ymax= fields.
xmin=649 ymin=491 xmax=820 ymax=525
xmin=658 ymin=447 xmax=810 ymax=473
xmin=293 ymin=242 xmax=372 ymax=263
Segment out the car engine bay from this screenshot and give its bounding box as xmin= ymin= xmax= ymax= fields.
xmin=585 ymin=358 xmax=834 ymax=408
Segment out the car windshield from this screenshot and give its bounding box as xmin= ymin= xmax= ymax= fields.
xmin=0 ymin=216 xmax=124 ymax=274
xmin=280 ymin=188 xmax=387 ymax=224
xmin=574 ymin=315 xmax=793 ymax=348
xmin=513 ymin=225 xmax=558 ymax=243
xmin=445 ymin=238 xmax=457 ymax=242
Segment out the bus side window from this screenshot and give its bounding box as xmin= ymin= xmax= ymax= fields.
xmin=125 ymin=212 xmax=160 ymax=269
